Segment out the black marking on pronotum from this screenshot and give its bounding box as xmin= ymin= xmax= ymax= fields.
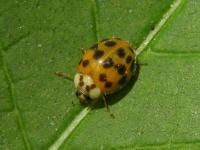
xmin=105 ymin=81 xmax=112 ymax=88
xmin=79 ymin=81 xmax=84 ymax=87
xmin=86 ymin=85 xmax=90 ymax=92
xmin=82 ymin=59 xmax=89 ymax=67
xmin=115 ymin=64 xmax=126 ymax=75
xmin=90 ymin=84 xmax=96 ymax=89
xmin=117 ymin=48 xmax=125 ymax=58
xmin=102 ymin=57 xmax=114 ymax=68
xmin=93 ymin=50 xmax=104 ymax=60
xmin=99 ymin=73 xmax=107 ymax=82
xmin=104 ymin=40 xmax=116 ymax=47
xmin=80 ymin=75 xmax=83 ymax=81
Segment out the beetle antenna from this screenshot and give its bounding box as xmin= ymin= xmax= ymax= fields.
xmin=55 ymin=72 xmax=73 ymax=81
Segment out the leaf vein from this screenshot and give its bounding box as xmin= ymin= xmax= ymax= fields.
xmin=136 ymin=0 xmax=184 ymax=56
xmin=48 ymin=0 xmax=101 ymax=149
xmin=3 ymin=32 xmax=31 ymax=51
xmin=48 ymin=0 xmax=184 ymax=149
xmin=0 ymin=47 xmax=32 ymax=150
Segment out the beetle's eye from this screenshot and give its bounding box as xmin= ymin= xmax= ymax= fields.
xmin=75 ymin=91 xmax=81 ymax=97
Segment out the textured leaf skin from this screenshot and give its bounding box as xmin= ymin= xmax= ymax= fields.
xmin=2 ymin=0 xmax=200 ymax=150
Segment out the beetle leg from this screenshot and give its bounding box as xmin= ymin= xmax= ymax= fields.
xmin=80 ymin=48 xmax=86 ymax=54
xmin=138 ymin=62 xmax=147 ymax=66
xmin=103 ymin=95 xmax=115 ymax=118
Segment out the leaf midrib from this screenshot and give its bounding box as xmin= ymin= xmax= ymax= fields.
xmin=49 ymin=0 xmax=184 ymax=149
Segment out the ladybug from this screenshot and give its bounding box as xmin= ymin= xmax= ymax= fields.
xmin=56 ymin=38 xmax=137 ymax=117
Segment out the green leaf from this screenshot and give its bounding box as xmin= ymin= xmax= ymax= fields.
xmin=1 ymin=0 xmax=200 ymax=150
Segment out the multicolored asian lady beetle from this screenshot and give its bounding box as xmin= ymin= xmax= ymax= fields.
xmin=56 ymin=38 xmax=137 ymax=117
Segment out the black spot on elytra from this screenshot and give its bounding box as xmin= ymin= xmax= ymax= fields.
xmin=93 ymin=50 xmax=104 ymax=59
xmin=117 ymin=48 xmax=125 ymax=58
xmin=126 ymin=55 xmax=132 ymax=64
xmin=102 ymin=57 xmax=114 ymax=68
xmin=99 ymin=73 xmax=107 ymax=82
xmin=104 ymin=40 xmax=116 ymax=47
xmin=118 ymin=75 xmax=127 ymax=85
xmin=90 ymin=43 xmax=98 ymax=49
xmin=79 ymin=81 xmax=84 ymax=87
xmin=105 ymin=81 xmax=112 ymax=88
xmin=115 ymin=64 xmax=126 ymax=75
xmin=82 ymin=60 xmax=89 ymax=67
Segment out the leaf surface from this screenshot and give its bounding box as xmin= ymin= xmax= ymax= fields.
xmin=2 ymin=0 xmax=200 ymax=150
